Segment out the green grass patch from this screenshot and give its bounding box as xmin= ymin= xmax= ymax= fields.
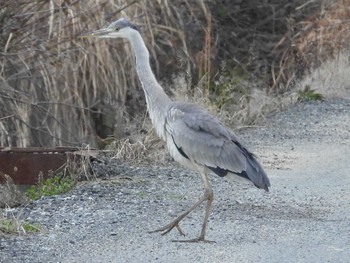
xmin=26 ymin=173 xmax=76 ymax=200
xmin=0 ymin=218 xmax=41 ymax=236
xmin=136 ymin=191 xmax=146 ymax=198
xmin=298 ymin=85 xmax=325 ymax=101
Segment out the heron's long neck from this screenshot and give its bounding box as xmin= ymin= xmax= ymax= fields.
xmin=128 ymin=32 xmax=172 ymax=140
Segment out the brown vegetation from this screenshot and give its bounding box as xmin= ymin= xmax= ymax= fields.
xmin=0 ymin=0 xmax=348 ymax=148
xmin=0 ymin=0 xmax=206 ymax=147
xmin=273 ymin=0 xmax=350 ymax=91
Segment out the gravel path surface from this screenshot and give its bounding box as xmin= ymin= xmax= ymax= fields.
xmin=1 ymin=98 xmax=350 ymax=263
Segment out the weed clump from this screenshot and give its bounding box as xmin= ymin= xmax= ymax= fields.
xmin=26 ymin=172 xmax=76 ymax=201
xmin=297 ymin=86 xmax=325 ymax=102
xmin=0 ymin=217 xmax=41 ymax=237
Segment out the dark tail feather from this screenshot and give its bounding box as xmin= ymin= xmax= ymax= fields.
xmin=245 ymin=156 xmax=270 ymax=192
xmin=208 ymin=139 xmax=270 ymax=191
xmin=209 ymin=160 xmax=270 ymax=192
xmin=231 ymin=139 xmax=270 ymax=191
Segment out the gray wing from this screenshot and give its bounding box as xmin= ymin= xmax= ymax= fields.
xmin=166 ymin=102 xmax=270 ymax=191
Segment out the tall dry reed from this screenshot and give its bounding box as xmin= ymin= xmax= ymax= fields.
xmin=0 ymin=0 xmax=205 ymax=147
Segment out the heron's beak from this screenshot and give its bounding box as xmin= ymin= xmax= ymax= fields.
xmin=79 ymin=28 xmax=112 ymax=39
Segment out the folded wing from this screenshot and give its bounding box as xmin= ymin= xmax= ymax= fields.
xmin=166 ymin=102 xmax=270 ymax=191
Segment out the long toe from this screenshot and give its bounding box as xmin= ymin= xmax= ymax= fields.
xmin=172 ymin=237 xmax=215 ymax=243
xmin=149 ymin=221 xmax=185 ymax=236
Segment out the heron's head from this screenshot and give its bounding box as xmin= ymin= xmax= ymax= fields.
xmin=80 ymin=18 xmax=139 ymax=40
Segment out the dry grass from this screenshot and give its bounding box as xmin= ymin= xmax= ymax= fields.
xmin=297 ymin=51 xmax=350 ymax=99
xmin=0 ymin=174 xmax=27 ymax=208
xmin=0 ymin=209 xmax=41 ymax=238
xmin=1 ymin=0 xmax=349 ymax=163
xmin=0 ymin=177 xmax=34 ymax=238
xmin=107 ymin=126 xmax=170 ymax=165
xmin=0 ymin=0 xmax=206 ymax=147
xmin=273 ymin=0 xmax=350 ymax=91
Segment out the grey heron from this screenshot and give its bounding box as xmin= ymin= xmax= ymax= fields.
xmin=81 ymin=18 xmax=270 ymax=242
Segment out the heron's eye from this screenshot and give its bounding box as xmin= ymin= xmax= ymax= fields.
xmin=115 ymin=27 xmax=120 ymax=32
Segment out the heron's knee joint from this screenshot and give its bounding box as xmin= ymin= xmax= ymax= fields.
xmin=204 ymin=188 xmax=213 ymax=200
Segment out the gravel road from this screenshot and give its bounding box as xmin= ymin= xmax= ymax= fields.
xmin=1 ymin=98 xmax=350 ymax=263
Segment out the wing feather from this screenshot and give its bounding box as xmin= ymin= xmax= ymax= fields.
xmin=166 ymin=103 xmax=247 ymax=173
xmin=166 ymin=102 xmax=270 ymax=191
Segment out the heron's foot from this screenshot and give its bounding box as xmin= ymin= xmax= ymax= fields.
xmin=149 ymin=220 xmax=186 ymax=236
xmin=172 ymin=236 xmax=215 ymax=243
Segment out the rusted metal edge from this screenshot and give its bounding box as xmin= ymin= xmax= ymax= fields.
xmin=0 ymin=147 xmax=82 ymax=185
xmin=0 ymin=147 xmax=78 ymax=153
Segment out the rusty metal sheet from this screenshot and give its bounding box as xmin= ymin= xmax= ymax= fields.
xmin=0 ymin=147 xmax=79 ymax=185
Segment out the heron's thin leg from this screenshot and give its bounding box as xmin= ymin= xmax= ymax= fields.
xmin=198 ymin=187 xmax=214 ymax=241
xmin=150 ymin=172 xmax=215 ymax=243
xmin=148 ymin=190 xmax=209 ymax=236
xmin=172 ymin=187 xmax=214 ymax=243
xmin=173 ymin=173 xmax=215 ymax=243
